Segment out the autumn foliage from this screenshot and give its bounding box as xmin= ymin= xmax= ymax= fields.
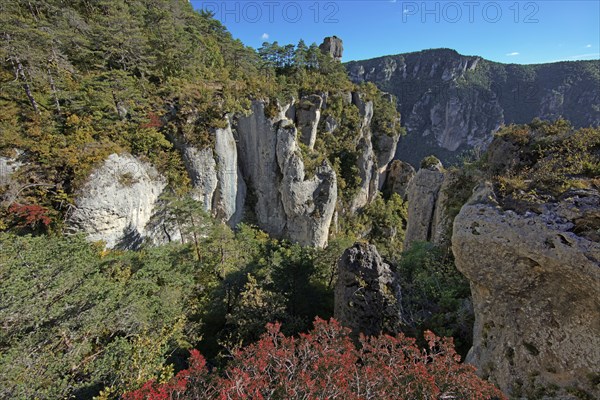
xmin=124 ymin=318 xmax=505 ymax=400
xmin=8 ymin=203 xmax=51 ymax=228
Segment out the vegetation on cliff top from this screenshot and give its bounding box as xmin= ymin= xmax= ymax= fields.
xmin=0 ymin=0 xmax=402 ymax=232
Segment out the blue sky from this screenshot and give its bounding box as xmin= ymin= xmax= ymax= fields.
xmin=191 ymin=1 xmax=600 ymax=64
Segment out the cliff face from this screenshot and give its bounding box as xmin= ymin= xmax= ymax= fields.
xmin=234 ymin=100 xmax=338 ymax=248
xmin=67 ymin=154 xmax=167 ymax=249
xmin=67 ymin=92 xmax=398 ymax=249
xmin=346 ymin=50 xmax=600 ymax=166
xmin=403 ymin=159 xmax=455 ymax=250
xmin=452 ymin=185 xmax=600 ymax=398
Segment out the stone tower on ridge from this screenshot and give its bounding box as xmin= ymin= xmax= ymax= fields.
xmin=320 ymin=36 xmax=344 ymax=61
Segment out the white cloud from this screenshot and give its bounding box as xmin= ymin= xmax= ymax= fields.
xmin=586 ymin=44 xmax=592 ymax=48
xmin=261 ymin=33 xmax=269 ymax=40
xmin=506 ymin=52 xmax=520 ymax=56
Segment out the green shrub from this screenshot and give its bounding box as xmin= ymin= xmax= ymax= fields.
xmin=397 ymin=242 xmax=474 ymax=357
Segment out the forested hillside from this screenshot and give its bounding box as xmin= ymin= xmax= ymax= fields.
xmin=1 ymin=0 xmax=402 ymax=233
xmin=0 ymin=1 xmax=454 ymax=399
xmin=2 ymin=1 xmax=597 ymax=399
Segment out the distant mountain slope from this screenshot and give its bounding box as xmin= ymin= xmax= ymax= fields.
xmin=346 ymin=49 xmax=600 ymax=166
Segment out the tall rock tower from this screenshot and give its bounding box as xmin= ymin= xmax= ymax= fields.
xmin=319 ymin=36 xmax=344 ymax=61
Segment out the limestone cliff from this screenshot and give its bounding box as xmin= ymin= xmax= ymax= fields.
xmin=67 ymin=154 xmax=166 ymax=249
xmin=234 ymin=100 xmax=338 ymax=248
xmin=67 ymin=89 xmax=399 ymax=249
xmin=403 ymin=158 xmax=453 ymax=250
xmin=171 ymin=121 xmax=246 ymax=227
xmin=346 ymin=49 xmax=600 ymax=166
xmin=452 ymin=184 xmax=600 ymax=398
xmin=0 ymin=153 xmax=23 ymax=204
xmin=382 ymin=160 xmax=415 ymax=200
xmin=212 ymin=122 xmax=246 ymax=226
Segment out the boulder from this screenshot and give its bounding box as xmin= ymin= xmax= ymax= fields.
xmin=67 ymin=153 xmax=166 ymax=249
xmin=403 ymin=161 xmax=445 ymax=249
xmin=334 ymin=243 xmax=402 ymax=338
xmin=382 ymin=160 xmax=415 ymax=199
xmin=452 ymin=186 xmax=600 ymax=398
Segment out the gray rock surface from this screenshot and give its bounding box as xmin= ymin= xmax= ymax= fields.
xmin=350 ymin=93 xmax=378 ymax=211
xmin=373 ymin=131 xmax=400 ymax=189
xmin=346 ymin=50 xmax=599 ymax=166
xmin=276 ymin=120 xmax=337 ymax=247
xmin=319 ymin=36 xmax=343 ymax=61
xmin=324 ymin=115 xmax=338 ymax=133
xmin=352 ymin=92 xmax=374 ymax=128
xmin=452 ymin=187 xmax=600 ymax=398
xmin=212 ymin=121 xmax=246 ymax=226
xmin=382 ymin=160 xmax=415 ymax=199
xmin=234 ymin=100 xmax=337 ymax=247
xmin=0 ymin=153 xmax=23 ymax=202
xmin=68 ymin=153 xmax=166 ymax=249
xmin=0 ymin=155 xmax=21 ymax=187
xmin=295 ymin=94 xmax=323 ymax=150
xmin=334 ymin=243 xmax=401 ymax=338
xmin=181 ymin=146 xmax=217 ymax=210
xmin=373 ymin=130 xmax=400 ymax=177
xmin=403 ymin=162 xmax=445 ymax=250
xmin=351 ymin=137 xmax=378 ymax=212
xmin=234 ymin=100 xmax=288 ymax=237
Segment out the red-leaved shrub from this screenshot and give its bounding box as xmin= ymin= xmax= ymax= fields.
xmin=124 ymin=318 xmax=505 ymax=400
xmin=8 ymin=203 xmax=51 ymax=228
xmin=141 ymin=113 xmax=163 ymax=129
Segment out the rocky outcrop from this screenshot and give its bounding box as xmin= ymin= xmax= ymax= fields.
xmin=403 ymin=160 xmax=446 ymax=250
xmin=181 ymin=146 xmax=217 ymax=210
xmin=452 ymin=185 xmax=600 ymax=398
xmin=334 ymin=243 xmax=401 ymax=338
xmin=67 ymin=153 xmax=166 ymax=249
xmin=234 ymin=100 xmax=337 ymax=247
xmin=352 ymin=137 xmax=379 ymax=212
xmin=373 ymin=95 xmax=401 ymax=185
xmin=212 ymin=122 xmax=246 ymax=226
xmin=70 ymin=87 xmax=397 ymax=248
xmin=0 ymin=153 xmax=23 ymax=202
xmin=234 ymin=100 xmax=289 ymax=237
xmin=382 ymin=160 xmax=415 ymax=199
xmin=172 ymin=121 xmax=245 ymax=226
xmin=350 ymin=94 xmax=379 ymax=211
xmin=0 ymin=155 xmax=21 ymax=186
xmin=346 ymin=50 xmax=600 ymax=166
xmin=276 ymin=120 xmax=337 ymax=248
xmin=320 ymin=36 xmax=343 ymax=61
xmin=295 ymin=94 xmax=323 ymax=150
xmin=373 ymin=129 xmax=400 ymax=179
